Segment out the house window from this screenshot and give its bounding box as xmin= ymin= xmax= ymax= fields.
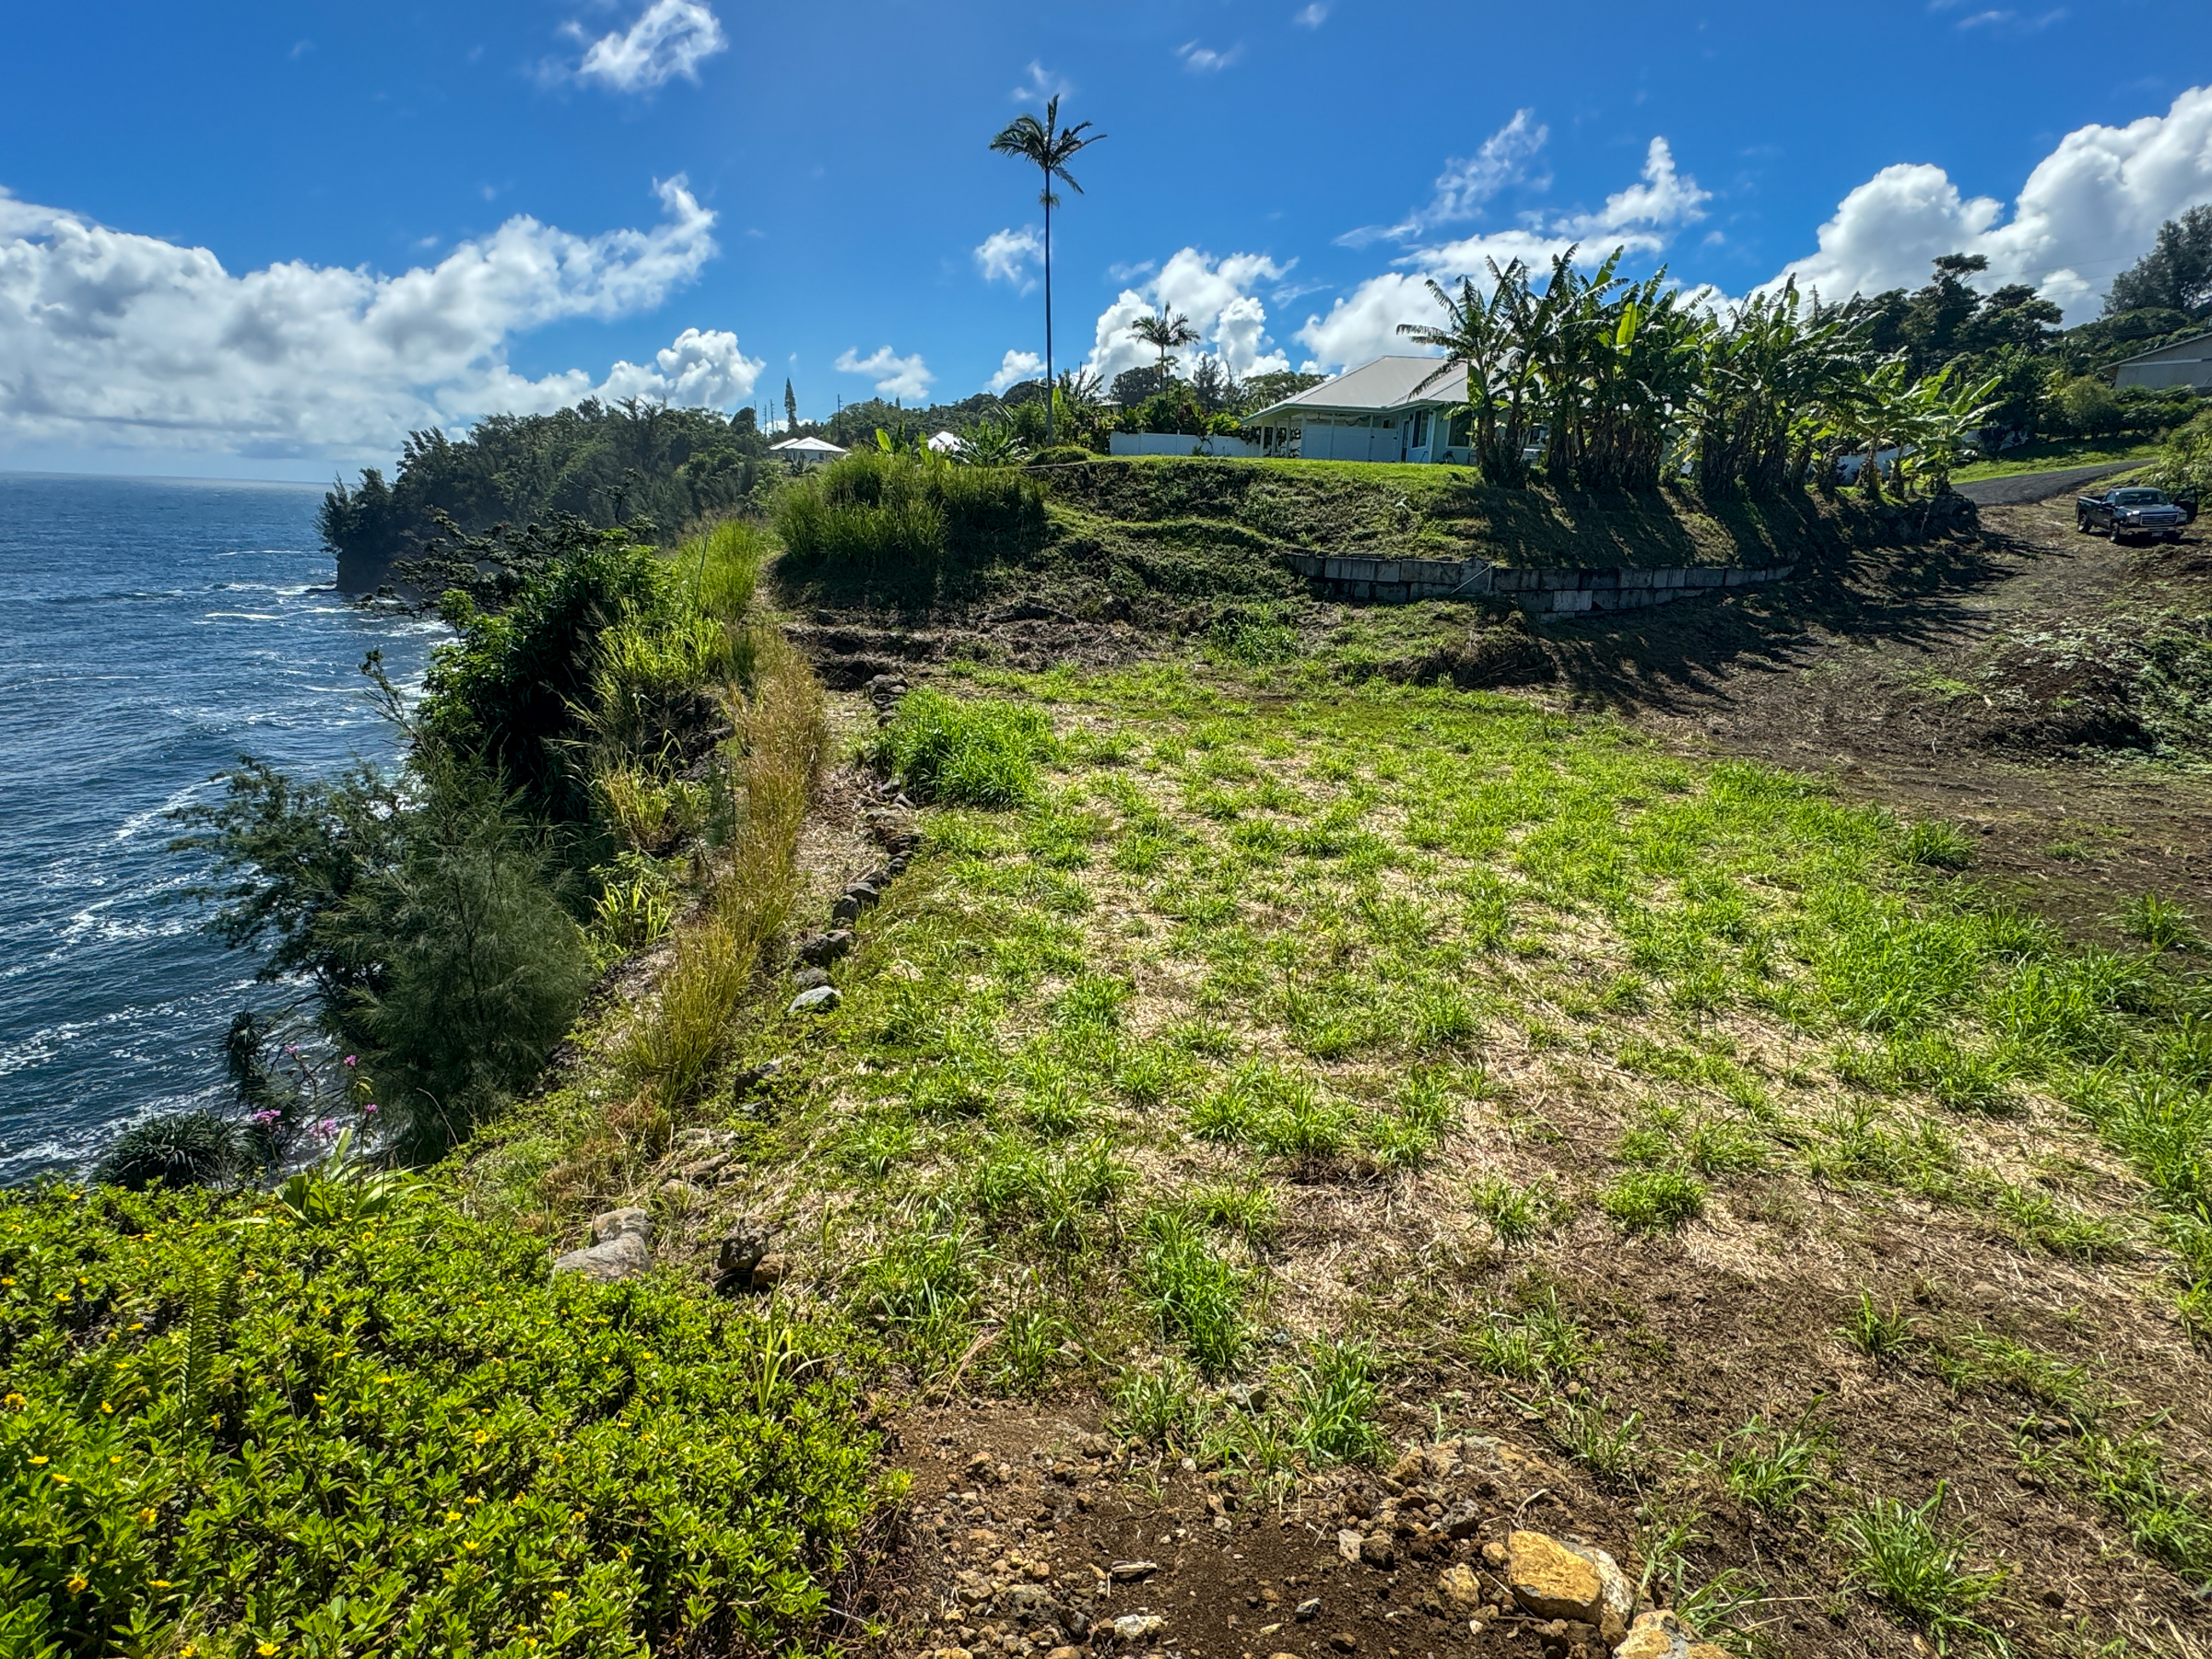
xmin=1411 ymin=411 xmax=1430 ymax=446
xmin=1447 ymin=410 xmax=1471 ymax=447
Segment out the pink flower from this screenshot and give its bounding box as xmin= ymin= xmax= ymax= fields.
xmin=362 ymin=1103 xmax=379 ymax=1116
xmin=252 ymin=1110 xmax=281 ymax=1125
xmin=343 ymin=1055 xmax=358 ymax=1068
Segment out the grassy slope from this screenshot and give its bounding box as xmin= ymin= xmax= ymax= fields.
xmin=1953 ymin=437 xmax=2165 ymax=482
xmin=626 ymin=661 xmax=2212 ymax=1656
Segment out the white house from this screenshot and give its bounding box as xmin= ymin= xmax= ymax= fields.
xmin=1242 ymin=356 xmax=1473 ymax=463
xmin=769 ymin=435 xmax=849 ymax=468
xmin=2112 ymin=331 xmax=2212 ymax=393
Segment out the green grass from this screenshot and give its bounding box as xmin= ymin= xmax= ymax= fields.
xmin=1716 ymin=1416 xmax=1830 ymax=1514
xmin=870 ymin=688 xmax=1059 ymax=807
xmin=1950 ymin=435 xmax=2163 ymax=483
xmin=1834 ymin=1488 xmax=2009 ymax=1652
xmin=1599 ymin=1168 xmax=1709 ymax=1232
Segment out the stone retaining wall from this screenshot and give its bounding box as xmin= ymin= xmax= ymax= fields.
xmin=1282 ymin=552 xmax=1794 ymax=616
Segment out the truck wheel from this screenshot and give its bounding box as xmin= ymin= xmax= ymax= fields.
xmin=2076 ymin=513 xmax=2092 ymax=533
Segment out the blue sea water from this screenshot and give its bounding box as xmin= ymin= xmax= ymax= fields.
xmin=0 ymin=473 xmax=443 ymax=1182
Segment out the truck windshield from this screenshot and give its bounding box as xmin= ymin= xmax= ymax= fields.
xmin=2112 ymin=489 xmax=2168 ymax=505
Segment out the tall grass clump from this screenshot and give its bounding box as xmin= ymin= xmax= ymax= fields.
xmin=1834 ymin=1488 xmax=2008 ymax=1651
xmin=681 ymin=516 xmax=770 ymax=621
xmin=870 ymin=688 xmax=1057 ymax=807
xmin=772 ymin=450 xmax=1044 ymax=573
xmin=1138 ymin=1209 xmax=1252 ymax=1375
xmin=618 ymin=630 xmax=827 ymax=1110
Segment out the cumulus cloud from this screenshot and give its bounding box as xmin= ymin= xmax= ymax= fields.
xmin=836 ymin=345 xmax=935 ymax=400
xmin=975 ymin=226 xmax=1041 ymax=288
xmin=1083 ymin=250 xmax=1293 ymax=385
xmin=1301 ymin=131 xmax=1710 ymax=370
xmin=569 ymin=0 xmax=726 ymax=92
xmin=1770 ymin=82 xmax=2212 ymax=320
xmin=987 ymin=349 xmax=1044 ymax=393
xmin=0 ymin=177 xmax=749 ymax=460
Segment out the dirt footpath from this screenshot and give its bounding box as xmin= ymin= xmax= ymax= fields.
xmin=1528 ymin=495 xmax=2212 ymax=942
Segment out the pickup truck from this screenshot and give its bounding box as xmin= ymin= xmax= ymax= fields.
xmin=2076 ymin=486 xmax=2191 ymax=543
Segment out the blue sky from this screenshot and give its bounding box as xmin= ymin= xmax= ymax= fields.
xmin=3 ymin=0 xmax=2210 ymax=478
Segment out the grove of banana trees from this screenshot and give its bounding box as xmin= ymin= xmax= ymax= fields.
xmin=1399 ymin=247 xmax=1998 ymax=497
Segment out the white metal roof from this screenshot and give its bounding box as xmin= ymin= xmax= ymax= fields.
xmin=770 ymin=436 xmax=848 ymax=455
xmin=1243 ymin=356 xmax=1467 ymax=422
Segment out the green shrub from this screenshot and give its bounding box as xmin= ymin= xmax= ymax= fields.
xmin=772 ymin=451 xmax=1044 ymax=572
xmin=1900 ymin=819 xmax=1974 ymax=871
xmin=91 ymin=1112 xmax=239 ymax=1192
xmin=870 ymin=689 xmax=1057 ymax=807
xmin=0 ymin=1182 xmax=876 ymax=1659
xmin=1137 ymin=1210 xmax=1251 ymax=1375
xmin=1284 ymin=1338 xmax=1384 ymax=1464
xmin=1834 ymin=1488 xmax=2007 ymax=1648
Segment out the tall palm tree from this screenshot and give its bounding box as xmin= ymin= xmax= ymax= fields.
xmin=1132 ymin=311 xmax=1201 ymax=391
xmin=990 ymin=95 xmax=1106 ymax=444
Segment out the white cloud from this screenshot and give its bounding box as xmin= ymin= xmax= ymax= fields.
xmin=570 ymin=0 xmax=726 ymax=92
xmin=1292 ymin=4 xmax=1328 ymax=25
xmin=0 ymin=177 xmax=745 ymax=461
xmin=1011 ymin=61 xmax=1071 ymax=103
xmin=1083 ymin=250 xmax=1293 ymax=385
xmin=836 ymin=345 xmax=935 ymax=400
xmin=1770 ymin=82 xmax=2212 ymax=320
xmin=975 ymin=226 xmax=1041 ymax=289
xmin=1177 ymin=41 xmax=1242 ymax=73
xmin=987 ymin=349 xmax=1044 ymax=393
xmin=1555 ymin=137 xmax=1710 ymax=244
xmin=1302 ymin=130 xmax=1711 ymax=370
xmin=1341 ymin=110 xmax=1548 ymax=247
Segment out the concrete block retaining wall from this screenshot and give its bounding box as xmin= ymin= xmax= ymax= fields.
xmin=1283 ymin=552 xmax=1794 ymax=616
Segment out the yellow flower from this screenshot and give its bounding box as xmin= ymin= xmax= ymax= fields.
xmin=66 ymin=1575 xmax=88 ymax=1594
xmin=54 ymin=1292 xmax=71 ymax=1303
xmin=2 ymin=1393 xmax=24 ymax=1409
xmin=445 ymin=1511 xmax=461 ymax=1522
xmin=464 ymin=1540 xmax=481 ymax=1552
xmin=138 ymin=1508 xmax=158 ymax=1524
xmin=0 ymin=1277 xmax=13 ymax=1287
xmin=258 ymin=1643 xmax=277 ymax=1655
xmin=100 ymin=1402 xmax=113 ymax=1415
xmin=27 ymin=1455 xmax=47 ymax=1465
xmin=151 ymin=1579 xmax=172 ymax=1589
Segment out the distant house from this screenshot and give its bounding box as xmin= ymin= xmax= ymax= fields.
xmin=1241 ymin=356 xmax=1473 ymax=463
xmin=769 ymin=436 xmax=848 ymax=468
xmin=926 ymin=430 xmax=962 ymax=454
xmin=2112 ymin=331 xmax=2212 ymax=393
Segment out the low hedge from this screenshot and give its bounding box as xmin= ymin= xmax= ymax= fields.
xmin=0 ymin=1181 xmax=879 ymax=1659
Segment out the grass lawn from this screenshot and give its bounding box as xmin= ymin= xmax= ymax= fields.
xmin=1953 ymin=436 xmax=2165 ymax=482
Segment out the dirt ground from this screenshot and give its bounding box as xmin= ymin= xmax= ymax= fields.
xmin=759 ymin=491 xmax=2212 ymax=1659
xmin=1524 ymin=495 xmax=2212 ymax=946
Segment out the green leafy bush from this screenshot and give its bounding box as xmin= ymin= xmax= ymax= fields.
xmin=0 ymin=1182 xmax=877 ymax=1659
xmin=91 ymin=1112 xmax=239 ymax=1193
xmin=870 ymin=689 xmax=1057 ymax=807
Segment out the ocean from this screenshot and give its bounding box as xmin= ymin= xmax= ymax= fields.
xmin=0 ymin=473 xmax=443 ymax=1182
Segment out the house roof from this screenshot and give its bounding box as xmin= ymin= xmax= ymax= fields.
xmin=1243 ymin=356 xmax=1467 ymax=422
xmin=2111 ymin=329 xmax=2212 ymax=367
xmin=769 ymin=436 xmax=848 ymax=455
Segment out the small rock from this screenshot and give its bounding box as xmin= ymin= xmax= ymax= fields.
xmin=679 ymin=1152 xmax=732 ymax=1183
xmin=792 ymin=965 xmax=832 ymax=991
xmin=831 ymin=895 xmax=862 ymax=925
xmin=1506 ymin=1531 xmax=1632 ymax=1647
xmin=1294 ymin=1599 xmax=1321 ymax=1623
xmin=658 ymin=1179 xmax=702 ymax=1206
xmin=713 ymin=1224 xmax=771 ymax=1293
xmin=1336 ymin=1529 xmax=1364 ymax=1564
xmin=750 ymin=1252 xmax=791 ymax=1289
xmin=1111 ymin=1615 xmax=1163 ymax=1642
xmin=731 ymin=1059 xmax=783 ymax=1099
xmin=1359 ymin=1535 xmax=1396 ymax=1570
xmin=1072 ymin=1433 xmax=1112 ymax=1458
xmin=1437 ymin=1565 xmax=1485 ymax=1615
xmin=789 ymin=985 xmax=841 ymax=1014
xmin=797 ymin=930 xmax=855 ymax=966
xmin=1047 ymin=1648 xmax=1085 ymax=1659
xmin=1441 ymin=1500 xmax=1483 ymax=1541
xmin=1329 ymin=1633 xmax=1358 ymax=1653
xmin=1613 ymin=1610 xmax=1729 ymax=1659
xmin=1269 ymin=1652 xmax=1303 ymax=1659
xmin=1109 ymin=1559 xmax=1158 ymax=1581
xmin=593 ymin=1207 xmax=652 ymax=1244
xmin=1480 ymin=1541 xmax=1507 ymax=1570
